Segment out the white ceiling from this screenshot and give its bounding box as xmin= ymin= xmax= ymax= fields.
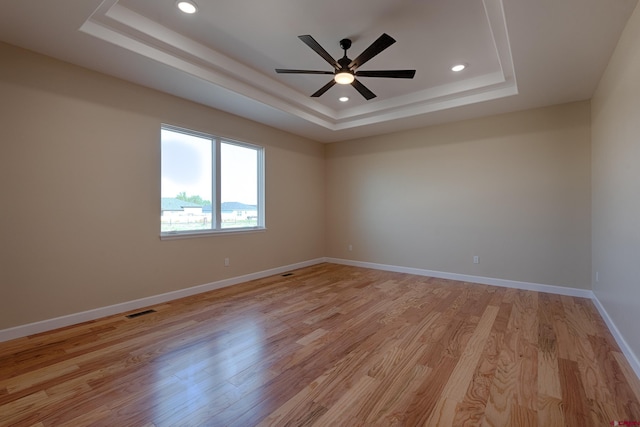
xmin=0 ymin=0 xmax=636 ymax=142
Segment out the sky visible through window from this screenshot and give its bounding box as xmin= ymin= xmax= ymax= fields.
xmin=221 ymin=142 xmax=257 ymax=206
xmin=161 ymin=129 xmax=257 ymax=206
xmin=161 ymin=129 xmax=211 ymax=202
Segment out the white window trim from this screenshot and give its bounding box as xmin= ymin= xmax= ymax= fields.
xmin=160 ymin=227 xmax=267 ymax=240
xmin=160 ymin=124 xmax=266 ymax=239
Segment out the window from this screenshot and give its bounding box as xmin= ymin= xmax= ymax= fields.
xmin=161 ymin=125 xmax=264 ymax=237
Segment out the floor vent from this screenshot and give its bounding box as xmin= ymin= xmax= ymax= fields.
xmin=125 ymin=309 xmax=157 ymax=319
xmin=281 ymin=273 xmax=294 ymax=277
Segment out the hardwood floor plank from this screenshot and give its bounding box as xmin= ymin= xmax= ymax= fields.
xmin=538 ymin=293 xmax=562 ymax=400
xmin=0 ymin=263 xmax=638 ymax=426
xmin=442 ymin=305 xmax=500 ymax=401
xmin=452 ymin=331 xmax=502 ymax=426
xmin=312 ymin=374 xmax=380 ymax=425
xmin=361 ymin=317 xmax=442 ymax=423
xmin=256 ymin=370 xmax=331 ymax=427
xmin=426 ymin=305 xmax=500 ymax=426
xmin=557 ymin=357 xmax=591 ymax=427
xmin=55 ymin=405 xmax=112 ymax=427
xmin=482 ymin=324 xmax=519 ymax=424
xmin=0 ymin=390 xmax=48 ymax=426
xmin=423 ymin=397 xmax=459 ymax=427
xmin=536 ymin=394 xmax=565 ymax=427
xmin=402 ymin=356 xmax=460 ymax=426
xmin=546 ymin=294 xmax=579 ymax=362
xmin=364 ymin=362 xmax=432 ymax=425
xmin=508 ymin=402 xmax=537 ymax=426
xmin=1 ymin=361 xmax=80 ymax=395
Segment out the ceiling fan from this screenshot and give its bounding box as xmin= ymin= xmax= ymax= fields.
xmin=276 ymin=34 xmax=416 ymax=100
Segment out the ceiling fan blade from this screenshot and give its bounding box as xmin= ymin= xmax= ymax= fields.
xmin=348 ymin=33 xmax=396 ymax=70
xmin=276 ymin=69 xmax=334 ymax=75
xmin=352 ymin=79 xmax=376 ymax=100
xmin=298 ymin=35 xmax=340 ymax=70
xmin=311 ymin=80 xmax=337 ymax=97
xmin=355 ymin=70 xmax=416 ymax=79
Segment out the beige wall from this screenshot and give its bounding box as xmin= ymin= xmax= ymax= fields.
xmin=326 ymin=102 xmax=592 ymax=288
xmin=0 ymin=42 xmax=325 ymax=330
xmin=591 ymin=3 xmax=640 ymax=360
xmin=3 ymin=19 xmax=635 ymax=359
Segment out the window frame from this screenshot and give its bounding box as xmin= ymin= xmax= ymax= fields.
xmin=160 ymin=124 xmax=265 ymax=239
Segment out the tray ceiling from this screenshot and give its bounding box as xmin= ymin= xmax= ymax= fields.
xmin=0 ymin=0 xmax=636 ymax=142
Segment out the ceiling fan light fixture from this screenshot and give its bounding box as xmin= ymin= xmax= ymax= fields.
xmin=177 ymin=1 xmax=197 ymax=14
xmin=276 ymin=34 xmax=415 ymax=100
xmin=339 ymin=96 xmax=349 ymax=102
xmin=335 ymin=72 xmax=355 ymax=85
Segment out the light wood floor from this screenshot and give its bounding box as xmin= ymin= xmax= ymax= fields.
xmin=1 ymin=263 xmax=639 ymax=426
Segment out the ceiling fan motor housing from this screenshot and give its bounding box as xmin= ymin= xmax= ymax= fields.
xmin=338 ymin=56 xmax=351 ymax=72
xmin=339 ymin=38 xmax=352 ymax=51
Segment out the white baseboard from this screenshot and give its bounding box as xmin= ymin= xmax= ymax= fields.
xmin=0 ymin=258 xmax=326 ymax=343
xmin=326 ymin=257 xmax=593 ymax=298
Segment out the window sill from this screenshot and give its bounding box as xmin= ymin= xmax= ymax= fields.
xmin=160 ymin=227 xmax=266 ymax=240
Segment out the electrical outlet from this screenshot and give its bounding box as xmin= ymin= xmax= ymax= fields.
xmin=473 ymin=256 xmax=479 ymax=264
xmin=348 ymin=244 xmax=353 ymax=252
xmin=224 ymin=257 xmax=229 ymax=267
xmin=595 ymin=271 xmax=599 ymax=282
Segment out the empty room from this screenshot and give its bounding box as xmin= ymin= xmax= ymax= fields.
xmin=1 ymin=0 xmax=639 ymax=425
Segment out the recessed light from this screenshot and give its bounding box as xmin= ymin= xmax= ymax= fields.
xmin=339 ymin=96 xmax=349 ymax=102
xmin=177 ymin=1 xmax=197 ymax=14
xmin=451 ymin=64 xmax=466 ymax=72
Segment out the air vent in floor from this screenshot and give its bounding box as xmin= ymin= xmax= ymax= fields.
xmin=125 ymin=309 xmax=157 ymax=319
